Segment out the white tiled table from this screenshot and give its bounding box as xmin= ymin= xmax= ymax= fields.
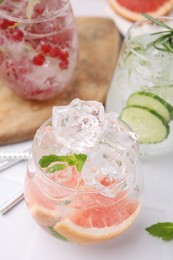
xmin=0 ymin=1 xmax=173 ymax=260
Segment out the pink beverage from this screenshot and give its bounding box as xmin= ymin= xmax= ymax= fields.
xmin=0 ymin=0 xmax=78 ymax=100
xmin=24 ymin=99 xmax=143 ymax=244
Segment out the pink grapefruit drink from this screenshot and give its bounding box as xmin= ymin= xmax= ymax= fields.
xmin=24 ymin=99 xmax=143 ymax=244
xmin=0 ymin=0 xmax=78 ymax=100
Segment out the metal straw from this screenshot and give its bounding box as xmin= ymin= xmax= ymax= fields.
xmin=0 ymin=151 xmax=30 ymax=160
xmin=0 ymin=191 xmax=24 ymax=215
xmin=0 ymin=149 xmax=30 ymax=172
xmin=0 ymin=149 xmax=30 ymax=214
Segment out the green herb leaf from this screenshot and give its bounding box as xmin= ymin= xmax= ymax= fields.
xmin=39 ymin=153 xmax=87 ymax=172
xmin=142 ymin=13 xmax=173 ymax=53
xmin=46 ymin=163 xmax=66 ymax=173
xmin=48 ymin=226 xmax=69 ymax=242
xmin=142 ymin=13 xmax=173 ymax=31
xmin=146 ymin=222 xmax=173 ymax=241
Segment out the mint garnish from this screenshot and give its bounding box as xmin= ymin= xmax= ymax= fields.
xmin=46 ymin=164 xmax=66 ymax=173
xmin=146 ymin=222 xmax=173 ymax=241
xmin=39 ymin=153 xmax=87 ymax=172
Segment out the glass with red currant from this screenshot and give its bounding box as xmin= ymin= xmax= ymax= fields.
xmin=0 ymin=0 xmax=78 ymax=100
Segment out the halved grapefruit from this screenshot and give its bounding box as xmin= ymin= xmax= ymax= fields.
xmin=108 ymin=0 xmax=173 ymax=22
xmin=53 ymin=199 xmax=141 ymax=244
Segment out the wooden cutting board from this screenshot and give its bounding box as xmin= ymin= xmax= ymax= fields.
xmin=0 ymin=17 xmax=120 ymax=145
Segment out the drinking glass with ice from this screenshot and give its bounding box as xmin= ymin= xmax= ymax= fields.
xmin=24 ymin=99 xmax=143 ymax=244
xmin=0 ymin=0 xmax=78 ymax=100
xmin=106 ymin=15 xmax=173 ymax=156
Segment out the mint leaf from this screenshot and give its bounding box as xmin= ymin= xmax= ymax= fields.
xmin=46 ymin=163 xmax=66 ymax=173
xmin=146 ymin=222 xmax=173 ymax=241
xmin=69 ymin=153 xmax=87 ymax=172
xmin=48 ymin=226 xmax=68 ymax=242
xmin=39 ymin=154 xmax=59 ymax=167
xmin=39 ymin=153 xmax=87 ymax=172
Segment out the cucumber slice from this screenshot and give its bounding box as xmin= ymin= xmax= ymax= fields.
xmin=120 ymin=105 xmax=170 ymax=144
xmin=127 ymin=91 xmax=173 ymax=122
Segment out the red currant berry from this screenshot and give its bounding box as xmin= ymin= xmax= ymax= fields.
xmin=59 ymin=50 xmax=69 ymax=61
xmin=40 ymin=43 xmax=52 ymax=54
xmin=0 ymin=19 xmax=16 ymax=30
xmin=32 ymin=54 xmax=45 ymax=66
xmin=34 ymin=3 xmax=45 ymax=14
xmin=49 ymin=47 xmax=61 ymax=58
xmin=100 ymin=177 xmax=111 ymax=187
xmin=59 ymin=60 xmax=69 ymax=69
xmin=7 ymin=20 xmax=16 ymax=27
xmin=12 ymin=28 xmax=24 ymax=41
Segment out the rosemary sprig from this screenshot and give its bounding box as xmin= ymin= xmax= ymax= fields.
xmin=142 ymin=13 xmax=173 ymax=53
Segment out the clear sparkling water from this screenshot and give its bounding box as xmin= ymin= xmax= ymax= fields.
xmin=106 ymin=31 xmax=173 ymax=156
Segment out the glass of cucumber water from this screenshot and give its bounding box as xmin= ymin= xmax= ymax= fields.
xmin=106 ymin=14 xmax=173 ymax=156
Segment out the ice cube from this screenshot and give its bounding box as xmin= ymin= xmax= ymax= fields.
xmin=81 ymin=143 xmax=127 ymax=198
xmin=52 ymin=99 xmax=105 ymax=152
xmin=34 ymin=124 xmax=65 ymax=161
xmin=101 ymin=112 xmax=138 ymax=157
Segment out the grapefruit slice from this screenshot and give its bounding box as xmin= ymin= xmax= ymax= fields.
xmin=108 ymin=0 xmax=173 ymax=22
xmin=53 ymin=200 xmax=141 ymax=244
xmin=26 ymin=164 xmax=142 ymax=244
xmin=30 ymin=204 xmax=57 ymax=225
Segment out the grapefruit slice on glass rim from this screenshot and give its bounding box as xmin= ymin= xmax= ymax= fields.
xmin=108 ymin=0 xmax=173 ymax=22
